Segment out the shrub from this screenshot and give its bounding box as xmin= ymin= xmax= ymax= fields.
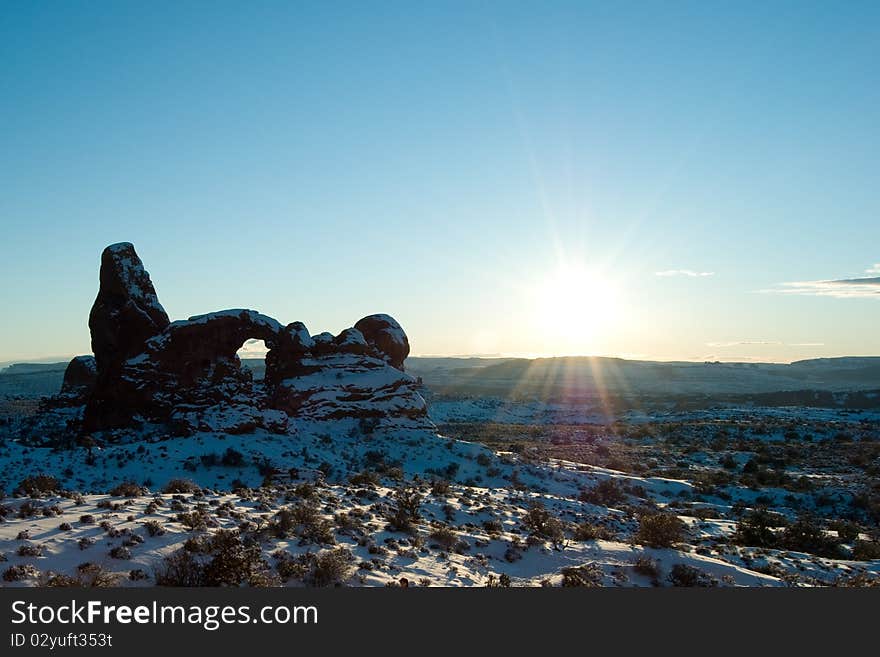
xmin=580 ymin=479 xmax=627 ymax=507
xmin=143 ymin=520 xmax=165 ymax=537
xmin=162 ymin=479 xmax=199 ymax=494
xmin=482 ymin=519 xmax=504 ymax=534
xmin=834 ymin=573 xmax=880 ymax=587
xmin=429 ymin=526 xmax=459 ymax=551
xmin=560 ymin=564 xmax=603 ymax=587
xmin=156 ymin=530 xmax=272 ymax=587
xmin=17 ymin=544 xmax=43 ymax=557
xmin=201 ymin=531 xmax=271 ymax=587
xmin=573 ymin=521 xmax=615 ymax=541
xmin=780 ymin=517 xmax=842 ymax=558
xmin=349 ymin=471 xmax=380 ymax=487
xmin=667 ymin=563 xmax=717 ymax=587
xmin=109 ymin=481 xmax=143 ymax=497
xmin=271 ymin=504 xmax=335 ymax=545
xmin=176 ymin=508 xmax=211 ymax=531
xmin=852 ymin=540 xmax=880 ymax=561
xmin=109 ymin=546 xmax=132 ymax=560
xmin=521 ymin=503 xmax=565 ymax=546
xmin=221 ymin=448 xmax=245 ymax=467
xmin=387 ymin=487 xmax=422 ymax=533
xmin=15 ymin=475 xmax=60 ymax=497
xmin=308 ymin=548 xmax=355 ymax=587
xmin=430 ymin=479 xmax=451 ymax=497
xmin=485 ymin=573 xmax=512 ymax=587
xmin=830 ymin=520 xmax=860 ymax=543
xmin=733 ymin=508 xmax=784 ymax=548
xmin=632 ymin=556 xmax=661 ymax=580
xmin=155 ymin=550 xmax=205 ymax=586
xmin=274 ymin=551 xmax=310 ymax=582
xmin=3 ymin=564 xmax=40 ymax=582
xmin=635 ymin=513 xmax=686 ymax=548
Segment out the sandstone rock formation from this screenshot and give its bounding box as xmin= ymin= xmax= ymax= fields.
xmin=60 ymin=355 xmax=97 ymax=399
xmin=88 ymin=242 xmax=169 ymax=373
xmin=69 ymin=243 xmax=429 ymax=437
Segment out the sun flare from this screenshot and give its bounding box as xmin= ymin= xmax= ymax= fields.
xmin=531 ymin=264 xmax=620 ymax=353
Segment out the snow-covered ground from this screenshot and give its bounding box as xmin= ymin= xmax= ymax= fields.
xmin=2 ymin=361 xmax=879 ymax=587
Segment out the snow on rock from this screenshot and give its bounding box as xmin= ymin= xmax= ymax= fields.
xmin=27 ymin=243 xmax=432 ymax=438
xmin=88 ymin=242 xmax=169 ymax=374
xmin=354 ymin=314 xmax=410 ymax=370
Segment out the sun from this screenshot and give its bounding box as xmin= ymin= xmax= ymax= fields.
xmin=530 ymin=264 xmax=620 ymax=353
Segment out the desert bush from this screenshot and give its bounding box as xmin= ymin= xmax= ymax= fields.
xmin=109 ymin=546 xmax=132 ymax=560
xmin=635 ymin=513 xmax=686 ymax=548
xmin=521 ymin=503 xmax=565 ymax=546
xmin=308 ymin=548 xmax=355 ymax=587
xmin=156 ymin=530 xmax=271 ymax=587
xmin=143 ymin=519 xmax=165 ymax=537
xmin=780 ymin=517 xmax=842 ymax=558
xmin=560 ymin=563 xmax=603 ymax=587
xmin=349 ymin=471 xmax=380 ymax=487
xmin=667 ymin=563 xmax=717 ymax=587
xmin=293 ymin=482 xmax=317 ymax=500
xmin=387 ymin=487 xmax=422 ymax=533
xmin=3 ymin=564 xmax=40 ymax=582
xmin=485 ymin=573 xmax=512 ymax=587
xmin=274 ymin=551 xmax=310 ymax=582
xmin=110 ymin=481 xmax=143 ymax=497
xmin=162 ymin=479 xmax=200 ymax=494
xmin=482 ymin=518 xmax=504 ymax=534
xmin=830 ymin=520 xmax=860 ymax=543
xmin=834 ymin=573 xmax=880 ymax=587
xmin=201 ymin=530 xmax=271 ymax=586
xmin=272 ymin=504 xmax=335 ymax=545
xmin=429 ymin=526 xmax=459 ymax=551
xmin=58 ymin=522 xmax=73 ymax=531
xmin=580 ymin=479 xmax=627 ymax=507
xmin=15 ymin=475 xmax=60 ymax=497
xmin=17 ymin=544 xmax=43 ymax=557
xmin=221 ymin=447 xmax=245 ymax=467
xmin=176 ymin=508 xmax=211 ymax=531
xmin=632 ymin=556 xmax=661 ymax=580
xmin=733 ymin=508 xmax=785 ymax=548
xmin=155 ymin=550 xmax=205 ymax=586
xmin=851 ymin=540 xmax=880 ymax=561
xmin=430 ymin=478 xmax=451 ymax=497
xmin=573 ymin=521 xmax=615 ymax=541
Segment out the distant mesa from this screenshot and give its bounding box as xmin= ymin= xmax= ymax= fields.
xmin=53 ymin=242 xmax=429 ymax=437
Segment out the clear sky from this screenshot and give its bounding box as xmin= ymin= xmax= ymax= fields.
xmin=1 ymin=1 xmax=878 ymax=364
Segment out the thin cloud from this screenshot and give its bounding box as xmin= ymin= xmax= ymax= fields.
xmin=707 ymin=341 xmax=825 ymax=348
xmin=706 ymin=341 xmax=783 ymax=347
xmin=655 ymin=269 xmax=714 ymax=278
xmin=766 ymin=264 xmax=880 ymax=299
xmin=772 ymin=277 xmax=880 ymax=299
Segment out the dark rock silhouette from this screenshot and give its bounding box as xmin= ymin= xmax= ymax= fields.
xmin=60 ymin=355 xmax=97 ymax=399
xmin=88 ymin=243 xmax=169 ymax=373
xmin=70 ymin=243 xmax=428 ymax=436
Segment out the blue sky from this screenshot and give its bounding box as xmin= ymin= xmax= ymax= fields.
xmin=1 ymin=1 xmax=878 ymax=363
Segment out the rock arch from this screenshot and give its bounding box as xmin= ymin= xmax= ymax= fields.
xmin=76 ymin=243 xmax=428 ymax=434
